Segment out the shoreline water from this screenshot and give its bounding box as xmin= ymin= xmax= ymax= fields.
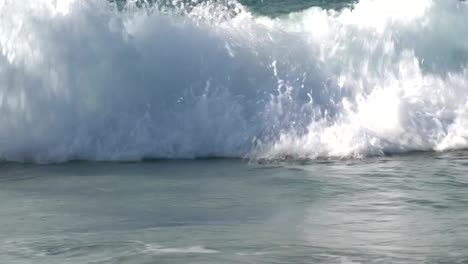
xmin=1 ymin=150 xmax=468 ymax=263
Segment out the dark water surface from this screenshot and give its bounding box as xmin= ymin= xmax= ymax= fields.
xmin=1 ymin=151 xmax=468 ymax=263
xmin=240 ymin=0 xmax=355 ymax=15
xmin=111 ymin=0 xmax=356 ymax=15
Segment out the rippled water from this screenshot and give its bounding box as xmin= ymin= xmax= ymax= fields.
xmin=1 ymin=152 xmax=468 ymax=263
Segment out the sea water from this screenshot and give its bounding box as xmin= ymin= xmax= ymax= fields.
xmin=1 ymin=153 xmax=468 ymax=263
xmin=1 ymin=0 xmax=468 ymax=263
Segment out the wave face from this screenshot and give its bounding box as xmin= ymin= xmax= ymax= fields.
xmin=0 ymin=0 xmax=467 ymax=162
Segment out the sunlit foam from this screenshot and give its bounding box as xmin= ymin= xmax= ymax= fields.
xmin=338 ymin=0 xmax=432 ymax=33
xmin=52 ymin=0 xmax=74 ymax=15
xmin=0 ymin=0 xmax=467 ymax=162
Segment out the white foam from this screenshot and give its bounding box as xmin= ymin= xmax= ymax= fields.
xmin=0 ymin=0 xmax=467 ymax=162
xmin=144 ymin=244 xmax=219 ymax=254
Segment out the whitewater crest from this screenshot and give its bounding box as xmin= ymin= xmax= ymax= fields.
xmin=0 ymin=0 xmax=467 ymax=163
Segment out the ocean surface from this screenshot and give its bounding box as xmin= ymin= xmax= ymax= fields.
xmin=2 ymin=153 xmax=468 ymax=263
xmin=1 ymin=0 xmax=468 ymax=263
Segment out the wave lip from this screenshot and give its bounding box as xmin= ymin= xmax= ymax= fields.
xmin=0 ymin=0 xmax=467 ymax=163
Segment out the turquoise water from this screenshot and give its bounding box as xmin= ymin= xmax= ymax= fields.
xmin=1 ymin=152 xmax=468 ymax=263
xmin=240 ymin=0 xmax=355 ymax=15
xmin=110 ymin=0 xmax=356 ymax=15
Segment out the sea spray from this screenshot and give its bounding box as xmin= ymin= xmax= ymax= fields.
xmin=0 ymin=0 xmax=466 ymax=162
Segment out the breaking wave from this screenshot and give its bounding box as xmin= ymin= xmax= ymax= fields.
xmin=0 ymin=0 xmax=467 ymax=162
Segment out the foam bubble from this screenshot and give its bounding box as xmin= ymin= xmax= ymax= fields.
xmin=143 ymin=244 xmax=219 ymax=254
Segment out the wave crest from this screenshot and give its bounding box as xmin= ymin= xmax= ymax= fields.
xmin=0 ymin=0 xmax=467 ymax=162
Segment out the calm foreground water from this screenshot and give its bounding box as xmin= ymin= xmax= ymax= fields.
xmin=1 ymin=152 xmax=468 ymax=264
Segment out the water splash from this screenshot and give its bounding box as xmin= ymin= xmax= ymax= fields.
xmin=0 ymin=0 xmax=466 ymax=163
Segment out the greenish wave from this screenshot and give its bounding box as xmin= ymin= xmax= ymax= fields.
xmin=108 ymin=0 xmax=356 ymax=16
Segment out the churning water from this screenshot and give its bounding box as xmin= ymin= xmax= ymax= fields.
xmin=1 ymin=0 xmax=467 ymax=162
